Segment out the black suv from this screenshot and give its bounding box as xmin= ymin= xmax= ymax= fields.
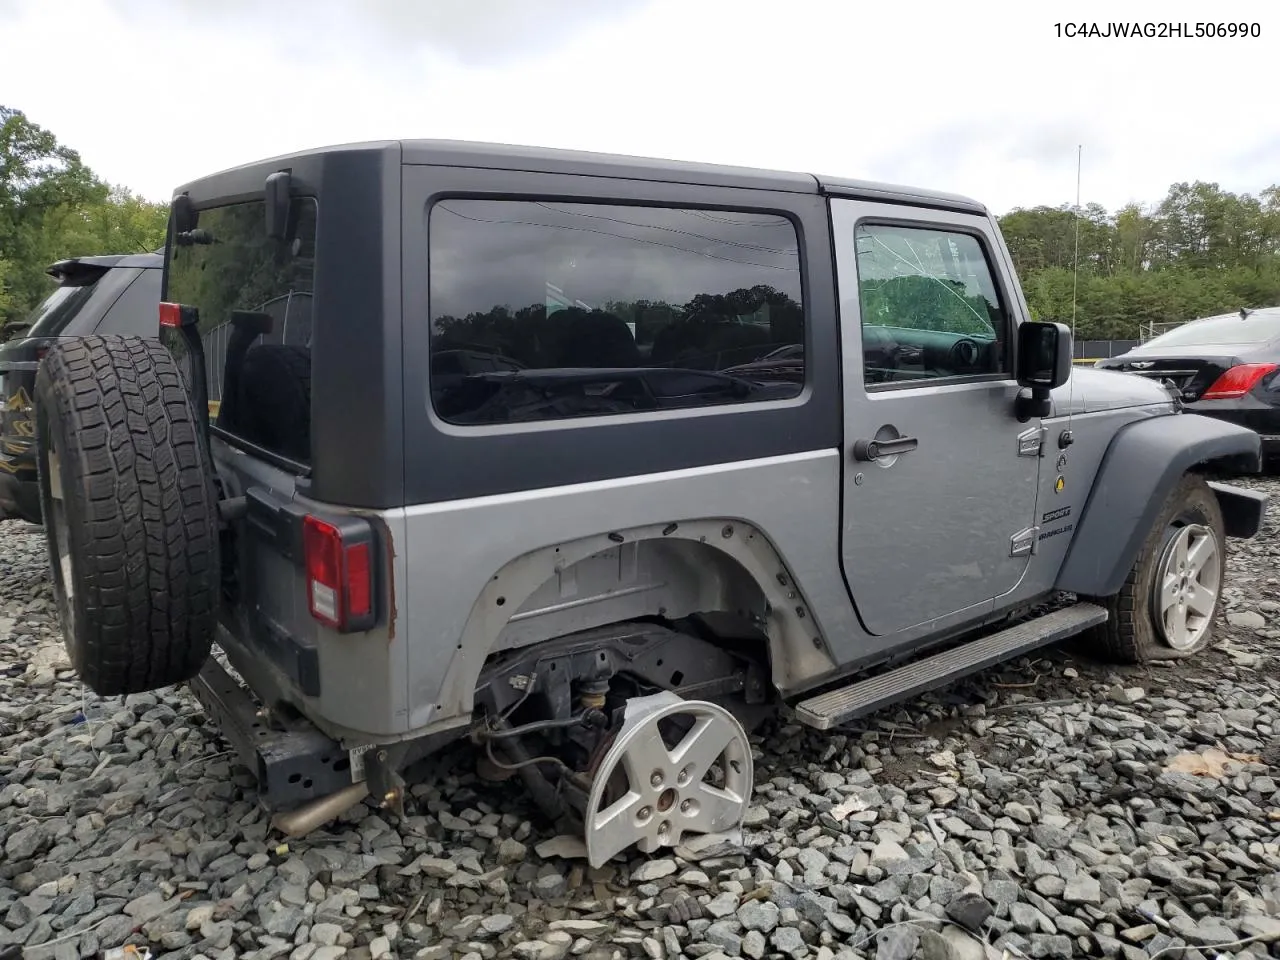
xmin=0 ymin=252 xmax=162 ymax=522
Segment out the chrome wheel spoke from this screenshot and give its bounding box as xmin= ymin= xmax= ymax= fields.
xmin=590 ymin=787 xmax=648 ymax=857
xmin=681 ymin=781 xmax=749 ymax=835
xmin=1173 ymin=530 xmax=1189 ymax=571
xmin=670 ymin=715 xmax=736 ymax=785
xmin=1185 ymin=534 xmax=1214 ymax=577
xmin=618 ymin=733 xmax=673 ymax=791
xmin=1186 ymin=582 xmax=1217 ymax=618
xmin=1166 ymin=600 xmax=1189 ymax=647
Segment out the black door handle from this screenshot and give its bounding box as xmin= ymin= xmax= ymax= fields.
xmin=852 ymin=435 xmax=919 ymax=462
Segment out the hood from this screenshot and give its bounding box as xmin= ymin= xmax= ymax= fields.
xmin=1049 ymin=366 xmax=1176 ymax=417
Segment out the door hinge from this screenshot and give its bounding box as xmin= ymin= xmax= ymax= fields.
xmin=1017 ymin=426 xmax=1045 ymax=458
xmin=1010 ymin=526 xmax=1039 ymax=557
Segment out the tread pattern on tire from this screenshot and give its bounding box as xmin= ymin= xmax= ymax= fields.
xmin=35 ymin=334 xmax=220 ymax=696
xmin=1084 ymin=472 xmax=1224 ymax=664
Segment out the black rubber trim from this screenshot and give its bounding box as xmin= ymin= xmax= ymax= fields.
xmin=1206 ymin=480 xmax=1268 ymax=539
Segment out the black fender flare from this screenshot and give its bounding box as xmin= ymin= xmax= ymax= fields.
xmin=1055 ymin=413 xmax=1265 ymax=598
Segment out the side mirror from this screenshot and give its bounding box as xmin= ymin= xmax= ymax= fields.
xmin=1015 ymin=321 xmax=1072 ymax=421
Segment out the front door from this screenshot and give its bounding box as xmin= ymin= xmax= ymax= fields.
xmin=832 ymin=199 xmax=1042 ymax=637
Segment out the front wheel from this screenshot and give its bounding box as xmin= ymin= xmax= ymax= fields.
xmin=1083 ymin=473 xmax=1226 ymax=663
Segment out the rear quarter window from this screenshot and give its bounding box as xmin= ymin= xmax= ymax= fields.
xmin=164 ymin=198 xmax=317 ymax=467
xmin=427 ymin=199 xmax=805 ymax=425
xmin=95 ymin=269 xmax=163 ymax=337
xmin=19 ymin=283 xmax=100 ymax=339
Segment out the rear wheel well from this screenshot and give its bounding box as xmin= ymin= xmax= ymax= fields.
xmin=432 ymin=520 xmax=839 ymax=723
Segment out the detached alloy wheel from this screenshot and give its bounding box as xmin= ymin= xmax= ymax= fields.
xmin=1084 ymin=473 xmax=1226 ymax=663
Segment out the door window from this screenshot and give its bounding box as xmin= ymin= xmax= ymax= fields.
xmin=853 ymin=222 xmax=1008 ymax=386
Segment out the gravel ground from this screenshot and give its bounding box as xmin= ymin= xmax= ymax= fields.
xmin=2 ymin=479 xmax=1280 ymax=960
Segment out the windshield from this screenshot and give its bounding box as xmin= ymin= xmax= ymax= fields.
xmin=1142 ymin=311 xmax=1280 ymax=348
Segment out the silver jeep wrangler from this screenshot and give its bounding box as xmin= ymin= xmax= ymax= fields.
xmin=34 ymin=140 xmax=1268 ymax=868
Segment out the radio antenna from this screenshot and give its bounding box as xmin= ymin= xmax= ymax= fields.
xmin=1065 ymin=144 xmax=1082 ymax=435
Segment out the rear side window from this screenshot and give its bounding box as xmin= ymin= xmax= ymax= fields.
xmin=164 ymin=198 xmax=317 ymax=466
xmin=95 ymin=269 xmax=162 ymax=336
xmin=427 ymin=200 xmax=805 ymax=425
xmin=19 ymin=283 xmax=100 ymax=339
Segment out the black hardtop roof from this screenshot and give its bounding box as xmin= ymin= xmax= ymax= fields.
xmin=172 ymin=138 xmax=989 ymax=215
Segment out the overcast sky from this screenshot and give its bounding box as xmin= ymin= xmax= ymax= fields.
xmin=1 ymin=0 xmax=1275 ymax=215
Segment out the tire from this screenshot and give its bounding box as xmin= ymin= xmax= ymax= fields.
xmin=34 ymin=335 xmax=220 ymax=696
xmin=1082 ymin=472 xmax=1226 ymax=664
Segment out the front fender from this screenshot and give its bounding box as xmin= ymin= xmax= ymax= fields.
xmin=1055 ymin=413 xmax=1263 ymax=598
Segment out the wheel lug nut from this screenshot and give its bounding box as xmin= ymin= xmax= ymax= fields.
xmin=680 ymin=800 xmax=693 ymax=813
xmin=637 ymin=806 xmax=652 ymax=821
xmin=650 ymin=772 xmax=664 ymax=788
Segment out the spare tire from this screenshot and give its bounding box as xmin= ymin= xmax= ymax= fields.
xmin=34 ymin=335 xmax=220 ymax=696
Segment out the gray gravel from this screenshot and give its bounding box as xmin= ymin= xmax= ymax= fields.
xmin=3 ymin=478 xmax=1280 ymax=960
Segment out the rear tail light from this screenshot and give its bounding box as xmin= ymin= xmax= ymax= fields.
xmin=159 ymin=301 xmax=183 ymax=328
xmin=1201 ymin=363 xmax=1279 ymax=400
xmin=303 ymin=514 xmax=375 ymax=631
xmin=159 ymin=301 xmax=198 ymax=329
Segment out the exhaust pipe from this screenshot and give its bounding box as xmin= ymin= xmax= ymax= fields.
xmin=271 ymin=783 xmax=370 ymax=837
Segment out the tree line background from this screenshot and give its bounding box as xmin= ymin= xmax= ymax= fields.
xmin=0 ymin=106 xmax=168 ymax=334
xmin=3 ymin=104 xmax=1279 ymax=341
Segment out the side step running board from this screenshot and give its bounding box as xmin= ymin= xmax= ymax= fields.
xmin=794 ymin=602 xmax=1108 ymax=730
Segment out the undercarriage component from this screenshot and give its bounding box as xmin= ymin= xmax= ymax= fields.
xmin=474 ymin=619 xmax=770 ymax=734
xmin=271 ymin=782 xmax=370 ymax=837
xmin=582 ymin=690 xmax=753 ymax=869
xmin=188 ymin=656 xmax=356 ymax=810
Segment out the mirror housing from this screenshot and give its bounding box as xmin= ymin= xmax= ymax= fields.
xmin=1015 ymin=321 xmax=1073 ymax=421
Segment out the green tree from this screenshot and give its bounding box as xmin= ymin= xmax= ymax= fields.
xmin=1001 ymin=179 xmax=1280 ymax=340
xmin=0 ymin=106 xmax=169 ymax=332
